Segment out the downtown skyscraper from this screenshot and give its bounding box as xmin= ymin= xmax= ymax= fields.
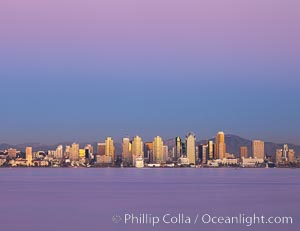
xmin=252 ymin=140 xmax=265 ymax=159
xmin=122 ymin=137 xmax=132 ymax=165
xmin=186 ymin=132 xmax=196 ymax=164
xmin=153 ymin=136 xmax=163 ymax=164
xmin=215 ymin=132 xmax=226 ymax=159
xmin=132 ymin=136 xmax=144 ymax=166
xmin=105 ymin=137 xmax=115 ymax=163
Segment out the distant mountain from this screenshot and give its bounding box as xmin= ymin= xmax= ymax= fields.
xmin=164 ymin=134 xmax=300 ymax=158
xmin=1 ymin=135 xmax=299 ymax=157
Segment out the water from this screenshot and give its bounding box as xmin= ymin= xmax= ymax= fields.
xmin=0 ymin=168 xmax=299 ymax=231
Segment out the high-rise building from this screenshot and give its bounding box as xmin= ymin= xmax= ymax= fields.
xmin=122 ymin=137 xmax=132 ymax=165
xmin=199 ymin=144 xmax=208 ymax=164
xmin=208 ymin=140 xmax=214 ymax=160
xmin=252 ymin=140 xmax=265 ymax=159
xmin=283 ymin=144 xmax=289 ymax=161
xmin=97 ymin=143 xmax=106 ymax=155
xmin=240 ymin=146 xmax=248 ymax=159
xmin=79 ymin=149 xmax=85 ymax=158
xmin=288 ymin=149 xmax=295 ymax=163
xmin=144 ymin=142 xmax=153 ymax=163
xmin=105 ymin=137 xmax=115 ymax=162
xmin=26 ymin=147 xmax=33 ymax=165
xmin=8 ymin=148 xmax=17 ymax=159
xmin=84 ymin=144 xmax=94 ymax=159
xmin=276 ymin=149 xmax=283 ymax=163
xmin=65 ymin=145 xmax=71 ymax=158
xmin=153 ymin=136 xmax=163 ymax=163
xmin=70 ymin=143 xmax=79 ymax=161
xmin=175 ymin=137 xmax=181 ymax=160
xmin=186 ymin=132 xmax=196 ymax=164
xmin=276 ymin=144 xmax=294 ymax=163
xmin=215 ymin=132 xmax=226 ymax=159
xmin=163 ymin=145 xmax=169 ymax=163
xmin=181 ymin=142 xmax=186 ymax=156
xmin=55 ymin=145 xmax=63 ymax=159
xmin=132 ymin=136 xmax=144 ymax=159
xmin=131 ymin=136 xmax=144 ymax=166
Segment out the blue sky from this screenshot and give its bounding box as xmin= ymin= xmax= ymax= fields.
xmin=0 ymin=0 xmax=299 ymax=144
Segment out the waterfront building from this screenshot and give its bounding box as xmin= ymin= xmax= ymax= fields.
xmin=199 ymin=144 xmax=208 ymax=164
xmin=64 ymin=145 xmax=71 ymax=158
xmin=241 ymin=157 xmax=264 ymax=166
xmin=186 ymin=132 xmax=196 ymax=164
xmin=55 ymin=145 xmax=64 ymax=159
xmin=175 ymin=137 xmax=181 ymax=160
xmin=135 ymin=157 xmax=144 ymax=168
xmin=26 ymin=147 xmax=33 ymax=165
xmin=79 ymin=149 xmax=85 ymax=158
xmin=276 ymin=149 xmax=283 ymax=163
xmin=153 ymin=136 xmax=163 ymax=164
xmin=208 ymin=140 xmax=214 ymax=160
xmin=122 ymin=137 xmax=132 ymax=165
xmin=252 ymin=140 xmax=265 ymax=159
xmin=162 ymin=145 xmax=168 ymax=163
xmin=105 ymin=137 xmax=115 ymax=163
xmin=132 ymin=136 xmax=144 ymax=166
xmin=8 ymin=148 xmax=17 ymax=158
xmin=283 ymin=144 xmax=289 ymax=161
xmin=70 ymin=143 xmax=79 ymax=161
xmin=215 ymin=132 xmax=226 ymax=159
xmin=97 ymin=143 xmax=106 ymax=155
xmin=144 ymin=142 xmax=153 ymax=163
xmin=84 ymin=144 xmax=94 ymax=159
xmin=240 ymin=146 xmax=248 ymax=159
xmin=288 ymin=149 xmax=295 ymax=162
xmin=47 ymin=150 xmax=56 ymax=158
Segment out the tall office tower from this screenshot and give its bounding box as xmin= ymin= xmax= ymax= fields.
xmin=186 ymin=132 xmax=196 ymax=164
xmin=181 ymin=142 xmax=186 ymax=156
xmin=70 ymin=143 xmax=79 ymax=161
xmin=288 ymin=149 xmax=295 ymax=163
xmin=199 ymin=144 xmax=208 ymax=164
xmin=26 ymin=147 xmax=33 ymax=164
xmin=240 ymin=146 xmax=248 ymax=159
xmin=252 ymin=140 xmax=265 ymax=159
xmin=153 ymin=136 xmax=164 ymax=163
xmin=132 ymin=136 xmax=144 ymax=159
xmin=283 ymin=144 xmax=289 ymax=161
xmin=84 ymin=144 xmax=94 ymax=155
xmin=122 ymin=137 xmax=132 ymax=165
xmin=65 ymin=145 xmax=71 ymax=158
xmin=276 ymin=149 xmax=283 ymax=163
xmin=8 ymin=148 xmax=17 ymax=159
xmin=163 ymin=145 xmax=169 ymax=163
xmin=97 ymin=143 xmax=106 ymax=155
xmin=175 ymin=137 xmax=182 ymax=160
xmin=208 ymin=140 xmax=214 ymax=160
xmin=215 ymin=131 xmax=226 ymax=159
xmin=84 ymin=144 xmax=94 ymax=159
xmin=144 ymin=142 xmax=153 ymax=163
xmin=55 ymin=145 xmax=63 ymax=159
xmin=105 ymin=137 xmax=115 ymax=162
xmin=79 ymin=149 xmax=85 ymax=158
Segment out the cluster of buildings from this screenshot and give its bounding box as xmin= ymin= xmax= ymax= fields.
xmin=0 ymin=131 xmax=298 ymax=168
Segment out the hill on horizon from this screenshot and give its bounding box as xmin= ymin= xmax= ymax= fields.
xmin=1 ymin=135 xmax=299 ymax=158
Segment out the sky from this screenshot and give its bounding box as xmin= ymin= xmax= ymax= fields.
xmin=0 ymin=0 xmax=299 ymax=144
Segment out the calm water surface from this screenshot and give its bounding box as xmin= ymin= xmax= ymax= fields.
xmin=0 ymin=168 xmax=299 ymax=231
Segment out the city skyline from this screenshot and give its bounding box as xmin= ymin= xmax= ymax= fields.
xmin=0 ymin=132 xmax=300 ymax=146
xmin=1 ymin=131 xmax=298 ymax=168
